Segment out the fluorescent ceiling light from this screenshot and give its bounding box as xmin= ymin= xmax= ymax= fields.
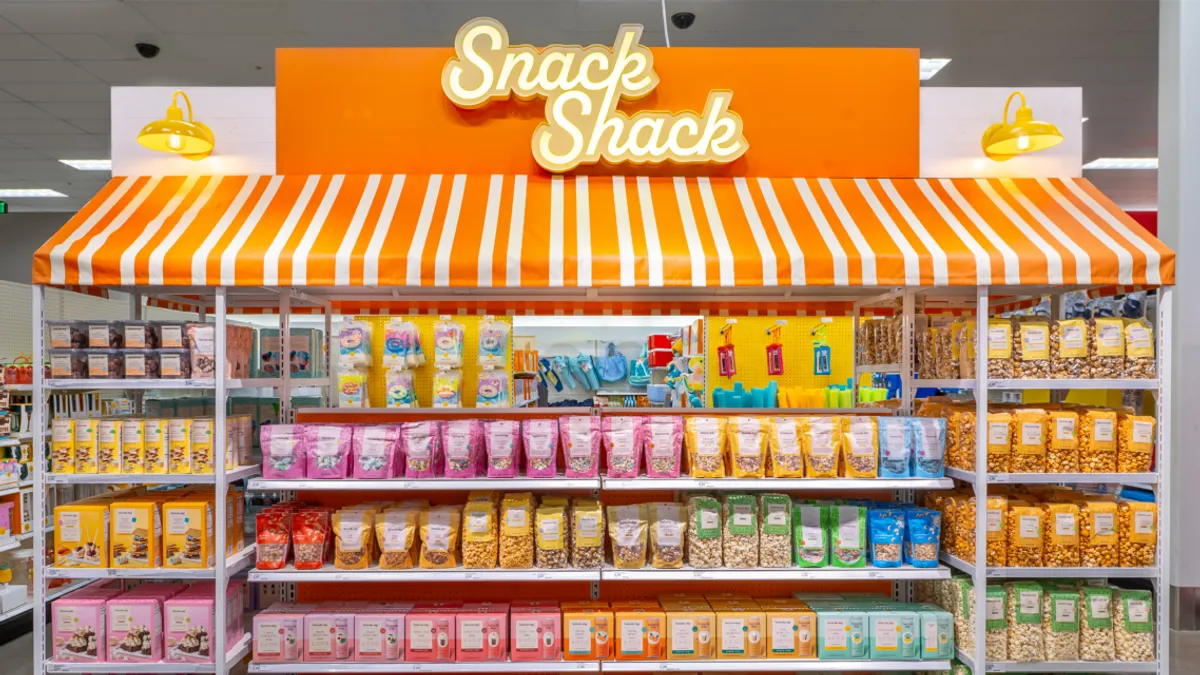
xmin=1081 ymin=117 xmax=1089 ymax=123
xmin=1082 ymin=157 xmax=1158 ymax=170
xmin=59 ymin=159 xmax=111 ymax=171
xmin=0 ymin=189 xmax=67 ymax=197
xmin=919 ymin=58 xmax=951 ymax=80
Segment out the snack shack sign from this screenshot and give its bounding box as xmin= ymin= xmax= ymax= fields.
xmin=441 ymin=18 xmax=749 ymax=173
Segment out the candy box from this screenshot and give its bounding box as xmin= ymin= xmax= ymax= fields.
xmin=107 ymin=595 xmax=165 ymax=661
xmin=55 ymin=503 xmax=109 ymax=568
xmin=167 ymin=419 xmax=192 ymax=474
xmin=143 ymin=419 xmax=168 ymax=474
xmin=406 ymin=610 xmax=456 ymax=662
xmin=163 ymin=500 xmax=213 ymax=568
xmin=665 ymin=609 xmax=715 ymax=660
xmin=815 ymin=610 xmax=867 ymax=659
xmin=110 ymin=500 xmax=162 ymax=568
xmin=868 ymin=609 xmax=919 ymax=660
xmin=765 ymin=608 xmax=817 ymax=658
xmin=304 ymin=611 xmax=354 ymax=662
xmin=916 ymin=608 xmax=953 ymax=659
xmin=50 ymin=418 xmax=74 ymax=474
xmin=74 ymin=418 xmax=98 ymax=474
xmin=53 ymin=594 xmax=107 ymax=662
xmin=456 ymin=602 xmax=509 ymax=662
xmin=119 ymin=419 xmax=145 ymax=474
xmin=509 ymin=607 xmax=561 ymax=662
xmin=353 ymin=610 xmax=405 ymax=662
xmin=715 ymin=609 xmax=766 ymax=659
xmin=190 ymin=418 xmax=215 ymax=474
xmin=614 ymin=608 xmax=665 ymax=661
xmin=96 ymin=419 xmax=122 ymax=474
xmin=165 ymin=595 xmax=214 ymax=663
xmin=562 ymin=608 xmax=611 ymax=661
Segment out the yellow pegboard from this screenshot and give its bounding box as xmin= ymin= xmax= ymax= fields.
xmin=705 ymin=316 xmax=855 ymax=400
xmin=356 ymin=315 xmax=513 ymax=408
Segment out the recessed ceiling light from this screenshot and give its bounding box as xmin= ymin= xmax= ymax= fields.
xmin=0 ymin=189 xmax=67 ymax=197
xmin=59 ymin=159 xmax=111 ymax=171
xmin=1081 ymin=117 xmax=1089 ymax=123
xmin=919 ymin=58 xmax=951 ymax=81
xmin=1082 ymin=157 xmax=1158 ymax=170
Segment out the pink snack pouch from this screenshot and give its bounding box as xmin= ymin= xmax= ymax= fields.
xmin=560 ymin=415 xmax=601 ymax=478
xmin=643 ymin=416 xmax=685 ymax=478
xmin=306 ymin=425 xmax=353 ymax=479
xmin=484 ymin=419 xmax=521 ymax=478
xmin=401 ymin=421 xmax=442 ymax=479
xmin=352 ymin=425 xmax=399 ymax=479
xmin=261 ymin=424 xmax=307 ymax=479
xmin=441 ymin=419 xmax=483 ymax=478
xmin=603 ymin=416 xmax=645 ymax=478
xmin=522 ymin=418 xmax=559 ymax=478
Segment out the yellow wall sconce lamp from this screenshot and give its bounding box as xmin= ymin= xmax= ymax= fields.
xmin=136 ymin=90 xmax=215 ymax=161
xmin=981 ymin=90 xmax=1063 ymax=161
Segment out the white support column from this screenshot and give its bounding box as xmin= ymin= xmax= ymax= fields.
xmin=1159 ymin=285 xmax=1173 ymax=669
xmin=32 ymin=284 xmax=45 ymax=675
xmin=851 ymin=302 xmax=860 ymax=406
xmin=900 ymin=290 xmax=914 ymax=415
xmin=973 ymin=285 xmax=988 ymax=671
xmin=280 ymin=288 xmax=292 ymax=422
xmin=214 ymin=287 xmax=228 ymax=671
xmin=323 ymin=300 xmax=335 ymax=408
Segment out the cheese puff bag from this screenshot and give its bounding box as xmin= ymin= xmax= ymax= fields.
xmin=383 ymin=319 xmax=426 ymax=368
xmin=386 ymin=369 xmax=418 ymax=408
xmin=431 ymin=369 xmax=463 ymax=408
xmin=337 ymin=320 xmax=373 ymax=369
xmin=476 ymin=370 xmax=510 ymax=408
xmin=478 ymin=319 xmax=510 ymax=368
xmin=433 ymin=320 xmax=465 ymax=368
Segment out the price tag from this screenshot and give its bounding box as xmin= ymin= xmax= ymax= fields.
xmin=867 ymin=570 xmax=883 ymax=579
xmin=692 ymin=571 xmax=713 ymax=580
xmin=106 ymin=569 xmax=119 ymax=577
xmin=412 ymin=664 xmax=424 ymax=672
xmin=696 ymin=480 xmax=711 ymax=488
xmin=464 ymin=572 xmax=480 ymax=580
xmin=725 ymin=318 xmax=737 ymax=324
xmin=796 ymin=571 xmax=812 ymax=579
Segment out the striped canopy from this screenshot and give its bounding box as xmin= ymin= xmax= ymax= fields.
xmin=34 ymin=174 xmax=1173 ymax=289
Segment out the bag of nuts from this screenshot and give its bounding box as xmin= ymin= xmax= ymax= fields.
xmin=1079 ymin=499 xmax=1118 ymax=568
xmin=801 ymin=417 xmax=841 ymax=479
xmin=1006 ymin=504 xmax=1044 ymax=567
xmin=1015 ymin=319 xmax=1051 ymax=378
xmin=1117 ymin=415 xmax=1155 ymax=473
xmin=912 ymin=417 xmax=947 ymax=478
xmin=1051 ymin=318 xmax=1090 ymax=378
xmin=602 ymin=416 xmax=644 ymax=479
xmin=757 ymin=494 xmax=791 ymax=568
xmin=1113 ymin=588 xmax=1155 ymax=662
xmin=767 ymin=417 xmax=804 ymax=478
xmin=644 ymin=416 xmax=683 ymax=478
xmin=1079 ymin=586 xmax=1116 ymax=661
xmin=1080 ymin=409 xmax=1118 ymax=473
xmin=985 ymin=496 xmax=1008 ymax=567
xmin=1123 ymin=318 xmax=1156 ymax=378
xmin=535 ymin=503 xmax=569 ymax=568
xmin=986 ymin=412 xmax=1013 ymax=473
xmin=376 ymin=504 xmax=422 ymax=570
xmin=461 ymin=499 xmax=498 ymax=569
xmin=792 ymin=501 xmax=828 ymax=568
xmin=867 ymin=508 xmax=903 ymax=568
xmin=685 ymin=416 xmax=727 ymax=478
xmin=727 ymin=416 xmax=767 ymax=478
xmin=418 ymin=505 xmax=460 ymax=569
xmin=1005 ymin=582 xmax=1045 ymax=661
xmin=500 ymin=493 xmax=535 ymax=569
xmin=648 ymin=502 xmax=685 ymax=569
xmin=1042 ymin=502 xmax=1081 ymax=567
xmin=607 ymin=503 xmax=648 ymax=569
xmin=1047 ymin=411 xmax=1080 ymax=473
xmin=987 ymin=318 xmax=1017 ymax=378
xmin=569 ymin=498 xmax=605 ymax=569
xmin=1118 ymin=501 xmax=1156 ymax=567
xmin=1089 ymin=317 xmax=1125 ymax=378
xmin=1043 ymin=587 xmax=1081 ymax=661
xmin=841 ymin=417 xmax=879 ymax=478
xmin=986 ymin=584 xmax=1009 ymax=661
xmin=333 ymin=508 xmax=376 ymax=570
xmin=686 ymin=495 xmax=723 ymax=569
xmin=1011 ymin=409 xmax=1048 ymax=473
xmin=877 ymin=417 xmax=912 ymax=478
xmin=905 ymin=507 xmax=941 ymax=568
xmin=722 ymin=494 xmax=759 ymax=568
xmin=946 ymin=407 xmax=977 ymax=472
xmin=831 ymin=504 xmax=867 ymax=568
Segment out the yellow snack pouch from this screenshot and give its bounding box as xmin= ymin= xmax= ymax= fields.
xmin=727 ymin=416 xmax=766 ymax=478
xmin=685 ymin=417 xmax=727 ymax=478
xmin=801 ymin=417 xmax=841 ymax=478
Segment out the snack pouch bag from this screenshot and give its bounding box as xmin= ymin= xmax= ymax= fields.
xmin=643 ymin=416 xmax=683 ymax=478
xmin=802 ymin=417 xmax=841 ymax=478
xmin=793 ymin=501 xmax=828 ymax=568
xmin=535 ymin=504 xmax=569 ymax=569
xmin=419 ymin=505 xmax=461 ymax=569
xmin=523 ymin=418 xmax=560 ymax=479
xmin=832 ymin=504 xmax=867 ymax=568
xmin=905 ymin=507 xmax=942 ymax=569
xmin=441 ymin=419 xmax=483 ymax=478
xmin=261 ymin=424 xmax=307 ymax=479
xmin=401 ymin=420 xmax=442 ymax=479
xmin=560 ymin=415 xmax=601 ymax=478
xmin=648 ymin=502 xmax=685 ymax=569
xmin=842 ymin=417 xmax=879 ymax=478
xmin=868 ymin=508 xmax=903 ymax=568
xmin=462 ymin=500 xmax=498 ymax=569
xmin=727 ymin=416 xmax=767 ymax=478
xmin=877 ymin=417 xmax=912 ymax=478
xmin=376 ymin=506 xmax=420 ymax=570
xmin=603 ymin=416 xmax=644 ymax=478
xmin=353 ymin=425 xmax=399 ymax=479
xmin=484 ymin=419 xmax=521 ymax=478
xmin=607 ymin=504 xmax=648 ymax=570
xmin=911 ymin=417 xmax=947 ymax=478
xmin=685 ymin=416 xmax=727 ymax=478
xmin=767 ymin=417 xmax=804 ymax=478
xmin=306 ymin=425 xmax=353 ymax=479
xmin=333 ymin=509 xmax=373 ymax=570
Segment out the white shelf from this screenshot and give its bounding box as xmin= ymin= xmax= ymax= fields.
xmin=0 ymin=538 xmax=21 ymax=554
xmin=856 ymin=363 xmax=902 ymax=373
xmin=601 ymin=477 xmax=954 ymax=491
xmin=46 ymin=544 xmax=256 ymax=579
xmin=48 ymin=465 xmax=261 ymax=485
xmin=296 ymin=406 xmax=595 ymax=417
xmin=602 ymin=565 xmax=949 ymax=581
xmin=914 ymin=378 xmax=1158 ymax=390
xmin=250 ymin=663 xmax=600 ymax=674
xmin=914 ymin=379 xmax=975 ymax=389
xmin=249 ymin=565 xmax=600 ymax=582
xmin=602 ymin=660 xmax=949 ymax=672
xmin=249 ymin=477 xmax=601 ymax=492
xmin=0 ymin=438 xmax=21 ymax=448
xmin=940 ymin=553 xmax=976 ymax=575
xmin=940 ymin=553 xmax=1155 ymax=579
xmin=946 ymin=467 xmax=1158 ymax=485
xmin=46 ymin=632 xmax=251 ymax=673
xmin=0 ymin=580 xmax=94 ymax=623
xmin=0 ymin=484 xmax=23 ymax=498
xmin=955 ymin=648 xmax=1156 ymax=672
xmin=44 ymin=378 xmax=286 ymax=390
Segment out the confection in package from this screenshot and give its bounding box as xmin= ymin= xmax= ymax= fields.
xmin=53 ymin=595 xmax=107 ymax=662
xmin=165 ymin=595 xmax=215 ymax=663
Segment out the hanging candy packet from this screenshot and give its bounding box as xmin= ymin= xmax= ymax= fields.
xmin=484 ymin=419 xmax=521 ymax=478
xmin=643 ymin=416 xmax=683 ymax=478
xmin=383 ymin=319 xmax=425 ymax=368
xmin=305 ymin=425 xmax=353 ymax=479
xmin=401 ymin=420 xmax=443 ymax=479
xmin=385 ymin=369 xmax=417 ymax=408
xmin=337 ymin=320 xmax=373 ymax=369
xmin=477 ymin=319 xmax=510 ymax=368
xmin=602 ymin=416 xmax=644 ymax=478
xmin=560 ymin=415 xmax=601 ymax=478
xmin=521 ymin=418 xmax=559 ymax=478
xmin=261 ymin=424 xmax=308 ymax=479
xmin=431 ymin=369 xmax=462 ymax=408
xmin=433 ymin=320 xmax=465 ymax=368
xmin=338 ymin=371 xmax=368 ymax=408
xmin=476 ymin=369 xmax=510 ymax=408
xmin=352 ymin=425 xmax=400 ymax=479
xmin=441 ymin=419 xmax=483 ymax=478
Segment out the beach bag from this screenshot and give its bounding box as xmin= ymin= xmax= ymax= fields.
xmin=597 ymin=343 xmax=628 ymax=382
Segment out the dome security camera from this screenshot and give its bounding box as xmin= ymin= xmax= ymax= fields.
xmin=671 ymin=12 xmax=696 ymax=30
xmin=135 ymin=43 xmax=161 ymax=59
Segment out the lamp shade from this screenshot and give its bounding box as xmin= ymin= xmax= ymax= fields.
xmin=135 ymin=90 xmax=215 ymax=161
xmin=982 ymin=91 xmax=1063 ymax=161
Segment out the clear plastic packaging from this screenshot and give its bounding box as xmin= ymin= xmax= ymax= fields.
xmin=338 ymin=371 xmax=368 ymax=408
xmin=1012 ymin=409 xmax=1048 ymax=473
xmin=1117 ymin=415 xmax=1155 ymax=473
xmin=1006 ymin=582 xmax=1045 ymax=662
xmin=353 ymin=425 xmax=400 ymax=479
xmin=801 ymin=417 xmax=840 ymax=478
xmin=727 ymin=416 xmax=767 ymax=478
xmin=475 ymin=369 xmax=510 ymax=408
xmin=758 ymin=493 xmax=791 ymax=568
xmin=158 ymin=322 xmax=187 ymax=349
xmin=686 ymin=495 xmax=723 ymax=569
xmin=644 ymin=416 xmax=683 ymax=478
xmin=1048 ymin=411 xmax=1080 ymax=473
xmin=911 ymin=417 xmax=946 ymax=478
xmin=1042 ymin=502 xmax=1081 ymax=567
xmin=46 ymin=320 xmax=87 ymax=349
xmin=261 ymin=424 xmax=308 ymax=480
xmin=1080 ymin=587 xmax=1116 ymax=661
xmin=1043 ymin=589 xmax=1080 ymax=661
xmin=722 ymin=494 xmax=758 ymax=568
xmin=337 ymin=320 xmax=373 ymax=369
xmin=158 ymin=348 xmax=192 ymax=379
xmin=382 ymin=319 xmax=425 ymax=369
xmin=123 ymin=321 xmax=161 ymax=350
xmin=607 ymin=503 xmax=648 ymax=569
xmin=831 ymin=504 xmax=866 ymax=568
xmin=477 ymin=319 xmax=510 ymax=368
xmin=432 ymin=320 xmax=465 ymax=368
xmin=385 ymin=369 xmax=417 ymax=408
xmin=431 ymin=369 xmax=462 ymax=408
xmin=306 ymin=425 xmax=353 ymax=479
xmin=122 ymin=349 xmax=160 ymax=379
xmin=686 ymin=416 xmax=727 ymax=478
xmin=602 ymin=416 xmax=644 ymax=478
xmin=500 ymin=494 xmax=535 ymax=569
xmin=1123 ymin=318 xmax=1156 ymax=378
xmin=878 ymin=417 xmax=911 ymax=478
xmin=522 ymin=418 xmax=559 ymax=479
xmin=1080 ymin=410 xmax=1118 ymax=473
xmin=535 ymin=503 xmax=569 ymax=569
xmin=648 ymin=502 xmax=685 ymax=569
xmin=767 ymin=416 xmax=804 ymax=477
xmin=1113 ymin=588 xmax=1155 ymax=662
xmin=842 ymin=416 xmax=878 ymax=478
xmin=401 ymin=420 xmax=442 ymax=479
xmin=86 ymin=320 xmax=124 ymax=349
xmin=570 ymin=498 xmax=605 ymax=569
xmin=793 ymin=501 xmax=828 ymax=567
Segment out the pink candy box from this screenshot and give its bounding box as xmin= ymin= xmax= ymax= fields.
xmin=406 ymin=610 xmax=456 ymax=662
xmin=53 ymin=595 xmax=107 ymax=663
xmin=253 ymin=607 xmax=305 ymax=663
xmin=510 ymin=607 xmax=562 ymax=662
xmin=107 ymin=596 xmax=164 ymax=662
xmin=304 ymin=611 xmax=354 ymax=662
xmin=165 ymin=595 xmax=214 ymax=663
xmin=354 ymin=610 xmax=406 ymax=662
xmin=560 ymin=415 xmax=601 ymax=478
xmin=306 ymin=425 xmax=353 ymax=479
xmin=457 ymin=603 xmax=509 ymax=662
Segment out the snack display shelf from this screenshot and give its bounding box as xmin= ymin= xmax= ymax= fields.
xmin=955 ymin=648 xmax=1157 ymax=673
xmin=249 ymin=663 xmax=601 ymax=673
xmin=601 ymin=477 xmax=955 ymax=491
xmin=945 ymin=467 xmax=1159 ymax=485
xmin=914 ymin=378 xmax=1159 ymax=391
xmin=0 ymin=537 xmax=21 ymax=554
xmin=0 ymin=437 xmax=21 ymax=448
xmin=855 ymin=363 xmax=902 ymax=374
xmin=248 ymin=477 xmax=601 ymax=491
xmin=914 ymin=379 xmax=975 ymax=389
xmin=939 ymin=553 xmax=1152 ymax=579
xmin=48 ymin=465 xmax=261 ymax=485
xmin=0 ymin=581 xmax=93 ymax=623
xmin=45 ymin=544 xmax=257 ymax=579
xmin=248 ymin=565 xmax=601 ymax=582
xmin=297 ymin=406 xmax=596 ymax=417
xmin=44 ymin=378 xmax=287 ymax=390
xmin=602 ymin=660 xmax=950 ymax=672
xmin=45 ymin=632 xmax=252 ymax=673
xmin=601 ymin=565 xmax=950 ymax=581
xmin=0 ymin=484 xmax=23 ymax=498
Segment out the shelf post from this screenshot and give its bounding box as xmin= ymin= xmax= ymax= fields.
xmin=973 ymin=285 xmax=988 ymax=673
xmin=215 ymin=286 xmax=229 ymax=672
xmin=32 ymin=284 xmax=45 ymax=675
xmin=280 ymin=287 xmax=292 ymax=422
xmin=1157 ymin=285 xmax=1172 ymax=674
xmin=900 ymin=289 xmax=914 ymax=415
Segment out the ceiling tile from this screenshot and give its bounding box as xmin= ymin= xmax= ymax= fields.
xmin=2 ymin=83 xmax=110 ymax=102
xmin=0 ymin=1 xmax=158 ymax=34
xmin=0 ymin=89 xmax=19 ymax=103
xmin=0 ymin=102 xmax=55 ymax=119
xmin=0 ymin=34 xmax=66 ymax=60
xmin=283 ymin=2 xmax=436 ymax=42
xmin=4 ymin=133 xmax=109 ymax=151
xmin=0 ymin=60 xmax=98 ymax=83
xmin=0 ymin=148 xmax=50 ymax=161
xmin=36 ymin=33 xmax=130 ymax=60
xmin=0 ymin=16 xmax=21 ymax=34
xmin=61 ymin=118 xmax=109 ymax=134
xmin=129 ymin=1 xmax=303 ymax=35
xmin=35 ymin=101 xmax=109 ymax=119
xmin=0 ymin=118 xmax=88 ymax=133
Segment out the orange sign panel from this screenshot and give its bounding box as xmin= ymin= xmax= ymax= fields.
xmin=276 ymin=35 xmax=918 ymax=177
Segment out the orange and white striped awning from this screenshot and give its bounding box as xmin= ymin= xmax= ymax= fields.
xmin=34 ymin=174 xmax=1173 ymax=289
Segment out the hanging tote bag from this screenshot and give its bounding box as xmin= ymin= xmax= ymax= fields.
xmin=596 ymin=343 xmax=628 ymax=383
xmin=627 ymin=345 xmax=652 ymax=387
